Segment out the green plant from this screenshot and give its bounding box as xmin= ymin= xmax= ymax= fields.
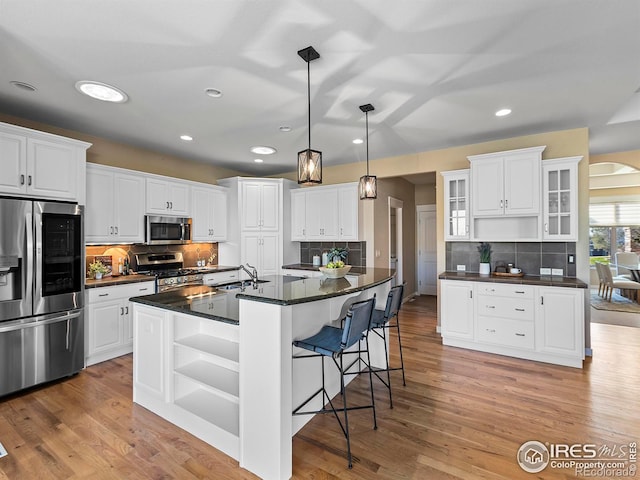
xmin=88 ymin=260 xmax=109 ymax=276
xmin=477 ymin=242 xmax=492 ymax=263
xmin=327 ymin=247 xmax=349 ymax=261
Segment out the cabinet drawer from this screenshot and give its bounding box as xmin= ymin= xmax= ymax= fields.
xmin=87 ymin=281 xmax=155 ymax=303
xmin=476 ymin=295 xmax=534 ymax=321
xmin=203 ymin=271 xmax=239 ymax=286
xmin=475 ymin=283 xmax=534 ymax=299
xmin=476 ymin=316 xmax=534 ymax=349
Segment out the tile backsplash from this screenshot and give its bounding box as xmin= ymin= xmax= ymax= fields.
xmin=299 ymin=242 xmax=367 ymax=267
xmin=446 ymin=242 xmax=576 ymax=277
xmin=86 ymin=243 xmax=218 ymax=276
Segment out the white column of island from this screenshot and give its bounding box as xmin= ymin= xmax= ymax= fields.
xmin=131 ymin=270 xmax=394 ymax=480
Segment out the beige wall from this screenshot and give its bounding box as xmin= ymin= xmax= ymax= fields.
xmin=0 ymin=113 xmax=245 ymax=183
xmin=589 ymin=149 xmax=640 ymax=199
xmin=415 ymin=183 xmax=436 ymax=205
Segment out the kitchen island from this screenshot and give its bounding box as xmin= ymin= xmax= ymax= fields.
xmin=130 ymin=269 xmax=395 ymax=480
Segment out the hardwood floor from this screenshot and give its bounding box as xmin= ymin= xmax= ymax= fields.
xmin=0 ymin=295 xmax=638 ymax=479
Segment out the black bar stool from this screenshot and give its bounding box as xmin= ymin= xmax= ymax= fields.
xmin=292 ymin=296 xmax=377 ymax=468
xmin=368 ymin=283 xmax=406 ymax=408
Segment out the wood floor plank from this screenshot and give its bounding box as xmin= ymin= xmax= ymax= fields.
xmin=0 ymin=295 xmax=638 ymax=479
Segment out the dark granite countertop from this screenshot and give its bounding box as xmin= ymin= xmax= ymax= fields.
xmin=85 ymin=273 xmax=157 ymax=289
xmin=130 ymin=269 xmax=396 ymax=323
xmin=438 ymin=271 xmax=588 ymax=288
xmin=282 ymin=263 xmax=367 ymax=275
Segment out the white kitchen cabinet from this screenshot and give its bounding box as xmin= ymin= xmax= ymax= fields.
xmin=290 ymin=189 xmax=307 ymax=240
xmin=86 ymin=164 xmax=146 ymax=244
xmin=440 ymin=278 xmax=585 ymax=368
xmin=542 ymin=156 xmax=581 ymax=241
xmin=241 ymin=180 xmax=279 ymax=231
xmin=133 ymin=304 xmax=168 ymax=403
xmin=305 ymin=187 xmax=339 ymax=240
xmin=337 ymin=183 xmax=359 ymax=241
xmin=442 ymin=169 xmax=470 ymax=240
xmin=0 ymin=122 xmax=90 ymax=202
xmin=86 ymin=281 xmax=155 ymax=366
xmin=536 ymin=286 xmax=584 ymax=360
xmin=469 ymin=146 xmax=545 ymax=217
xmin=146 ymin=177 xmax=190 ymax=216
xmin=202 ymin=270 xmax=240 ymax=286
xmin=191 ymin=184 xmax=228 ymax=242
xmin=242 ymin=232 xmax=280 ymax=277
xmin=440 ymin=280 xmax=474 ymax=340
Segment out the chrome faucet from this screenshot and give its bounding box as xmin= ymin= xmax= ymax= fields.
xmin=239 ymin=263 xmax=258 ymax=286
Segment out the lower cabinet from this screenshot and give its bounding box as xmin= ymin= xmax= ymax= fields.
xmin=440 ymin=280 xmax=585 ymax=368
xmin=85 ymin=281 xmax=155 ymax=366
xmin=132 ymin=303 xmax=240 ymax=460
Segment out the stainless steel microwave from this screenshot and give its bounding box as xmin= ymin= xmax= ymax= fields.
xmin=145 ymin=215 xmax=192 ymax=245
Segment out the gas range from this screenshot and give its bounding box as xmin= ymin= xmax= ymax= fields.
xmin=136 ymin=252 xmax=205 ymax=292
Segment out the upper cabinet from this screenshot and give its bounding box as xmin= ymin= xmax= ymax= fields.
xmin=442 ymin=169 xmax=470 ymax=240
xmin=146 ymin=177 xmax=190 ymax=216
xmin=0 ymin=122 xmax=91 ymax=203
xmin=290 ymin=182 xmax=361 ymax=242
xmin=542 ymin=156 xmax=581 ymax=241
xmin=241 ymin=180 xmax=280 ymax=231
xmin=191 ymin=184 xmax=228 ymax=242
xmin=469 ymin=146 xmax=545 ymax=217
xmin=86 ymin=164 xmax=146 ymax=244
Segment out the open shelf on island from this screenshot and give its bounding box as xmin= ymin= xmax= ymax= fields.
xmin=174 ymin=334 xmax=239 ymax=363
xmin=174 ymin=359 xmax=239 ymax=400
xmin=174 ymin=386 xmax=239 ymax=437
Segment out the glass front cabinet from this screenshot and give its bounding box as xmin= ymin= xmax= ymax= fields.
xmin=442 ymin=169 xmax=470 ymax=240
xmin=542 ymin=156 xmax=581 ymax=241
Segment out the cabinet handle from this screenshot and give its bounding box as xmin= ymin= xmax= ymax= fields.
xmin=540 ymin=296 xmax=544 ymax=305
xmin=500 ymin=200 xmax=503 ymax=208
xmin=515 ymin=333 xmax=525 ymax=337
xmin=98 ymin=293 xmax=109 ymax=297
xmin=110 ymin=226 xmax=114 ymax=235
xmin=120 ymin=307 xmax=124 ymax=315
xmin=28 ymin=175 xmax=32 ymax=186
xmin=470 ymin=291 xmax=473 ymax=299
xmin=166 ymin=201 xmax=170 ymax=209
xmin=170 ymin=202 xmax=173 ymax=209
xmin=114 ymin=226 xmax=118 ymax=235
xmin=544 ymin=223 xmax=548 ymax=232
xmin=505 ymin=199 xmax=508 ymax=209
xmin=341 ymin=228 xmax=343 ymax=235
xmin=515 ymin=308 xmax=525 ymax=312
xmin=138 ymin=288 xmax=149 ymax=292
xmin=125 ymin=306 xmax=129 ymax=315
xmin=486 ymin=328 xmax=496 ymax=333
xmin=20 ymin=174 xmax=25 ymax=185
xmin=303 ymin=228 xmax=305 ymax=236
xmin=515 ymin=290 xmax=525 ymax=294
xmin=486 ymin=305 xmax=496 ymax=309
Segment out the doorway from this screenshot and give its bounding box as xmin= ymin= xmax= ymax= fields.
xmin=417 ymin=205 xmax=437 ymax=295
xmin=389 ymin=197 xmax=403 ymax=286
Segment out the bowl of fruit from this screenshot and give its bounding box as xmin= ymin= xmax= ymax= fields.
xmin=319 ymin=261 xmax=351 ymax=279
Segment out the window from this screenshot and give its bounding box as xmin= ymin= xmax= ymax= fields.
xmin=589 ymin=203 xmax=640 ymax=264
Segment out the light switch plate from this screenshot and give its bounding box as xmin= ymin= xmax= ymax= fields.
xmin=540 ymin=268 xmax=551 ymax=275
xmin=457 ymin=264 xmax=466 ymax=271
xmin=552 ymin=268 xmax=564 ymax=276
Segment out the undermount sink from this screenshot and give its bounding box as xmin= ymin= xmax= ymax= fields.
xmin=216 ymin=279 xmax=269 ymax=291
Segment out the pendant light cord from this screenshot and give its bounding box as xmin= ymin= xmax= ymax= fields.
xmin=366 ymin=111 xmax=370 ymax=176
xmin=307 ymin=61 xmax=311 ymax=151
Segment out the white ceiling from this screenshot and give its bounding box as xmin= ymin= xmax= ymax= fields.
xmin=1 ymin=0 xmax=639 ymax=177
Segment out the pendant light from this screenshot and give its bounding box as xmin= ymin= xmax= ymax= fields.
xmin=358 ymin=103 xmax=377 ymax=199
xmin=297 ymin=46 xmax=322 ymax=185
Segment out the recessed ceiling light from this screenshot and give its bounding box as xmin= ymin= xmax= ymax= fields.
xmin=205 ymin=88 xmax=223 ymax=98
xmin=353 ymin=138 xmax=364 ymax=145
xmin=495 ymin=108 xmax=512 ymax=117
xmin=10 ymin=81 xmax=37 ymax=92
xmin=75 ymin=80 xmax=128 ymax=103
xmin=180 ymin=135 xmax=193 ymax=141
xmin=254 ymin=158 xmax=264 ymax=163
xmin=250 ymin=146 xmax=276 ymax=155
xmin=279 ymin=126 xmax=291 ymax=132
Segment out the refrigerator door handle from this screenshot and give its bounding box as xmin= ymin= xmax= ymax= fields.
xmin=0 ymin=310 xmax=82 ymax=333
xmin=66 ymin=318 xmax=71 ymax=350
xmin=25 ymin=211 xmax=34 ymax=313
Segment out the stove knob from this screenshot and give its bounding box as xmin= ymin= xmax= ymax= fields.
xmin=176 ymin=277 xmax=183 ymax=284
xmin=168 ymin=278 xmax=175 ymax=285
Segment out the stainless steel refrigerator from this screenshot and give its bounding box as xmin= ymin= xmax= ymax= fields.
xmin=0 ymin=197 xmax=84 ymax=396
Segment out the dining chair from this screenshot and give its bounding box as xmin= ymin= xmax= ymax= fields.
xmin=600 ymin=262 xmax=640 ymax=302
xmin=614 ymin=252 xmax=639 ymax=280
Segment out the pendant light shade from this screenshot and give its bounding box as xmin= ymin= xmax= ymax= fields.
xmin=297 ymin=46 xmax=322 ymax=185
xmin=358 ymin=103 xmax=377 ymax=199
